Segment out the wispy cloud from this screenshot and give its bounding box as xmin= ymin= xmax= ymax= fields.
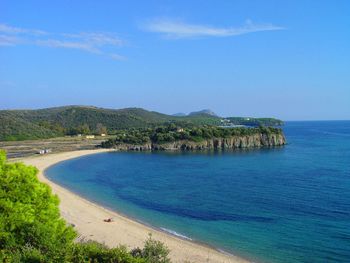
xmin=0 ymin=23 xmax=47 ymax=35
xmin=0 ymin=23 xmax=125 ymax=60
xmin=63 ymin=32 xmax=124 ymax=47
xmin=36 ymin=39 xmax=101 ymax=53
xmin=143 ymin=18 xmax=284 ymax=39
xmin=109 ymin=53 xmax=127 ymax=61
xmin=0 ymin=34 xmax=21 ymax=46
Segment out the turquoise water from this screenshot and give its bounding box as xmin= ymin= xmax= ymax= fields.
xmin=46 ymin=121 xmax=350 ymax=263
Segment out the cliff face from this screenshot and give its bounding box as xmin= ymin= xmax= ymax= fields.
xmin=112 ymin=133 xmax=286 ymax=151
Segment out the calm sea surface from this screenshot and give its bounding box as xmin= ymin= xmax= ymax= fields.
xmin=46 ymin=121 xmax=350 ymax=263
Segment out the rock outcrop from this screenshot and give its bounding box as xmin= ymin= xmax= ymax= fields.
xmin=111 ymin=133 xmax=286 ymax=151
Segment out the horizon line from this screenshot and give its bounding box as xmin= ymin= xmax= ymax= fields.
xmin=0 ymin=104 xmax=348 ymax=122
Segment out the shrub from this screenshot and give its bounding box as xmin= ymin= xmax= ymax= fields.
xmin=130 ymin=234 xmax=170 ymax=263
xmin=70 ymin=241 xmax=146 ymax=263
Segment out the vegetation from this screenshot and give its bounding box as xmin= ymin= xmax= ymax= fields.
xmin=0 ymin=113 xmax=61 ymax=141
xmin=0 ymin=150 xmax=76 ymax=261
xmin=226 ymin=117 xmax=283 ymax=126
xmin=0 ymin=150 xmax=171 ymax=262
xmin=101 ymin=124 xmax=283 ymax=148
xmin=0 ymin=106 xmax=283 ymax=141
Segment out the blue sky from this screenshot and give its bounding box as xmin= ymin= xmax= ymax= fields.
xmin=1 ymin=0 xmax=349 ymax=120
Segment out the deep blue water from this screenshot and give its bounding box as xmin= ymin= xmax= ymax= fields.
xmin=46 ymin=121 xmax=350 ymax=263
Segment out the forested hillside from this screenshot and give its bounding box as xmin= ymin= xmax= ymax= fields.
xmin=0 ymin=106 xmax=283 ymax=141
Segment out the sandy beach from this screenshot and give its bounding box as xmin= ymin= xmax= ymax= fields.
xmin=19 ymin=149 xmax=250 ymax=263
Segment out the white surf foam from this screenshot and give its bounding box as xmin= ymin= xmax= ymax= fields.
xmin=160 ymin=227 xmax=192 ymax=241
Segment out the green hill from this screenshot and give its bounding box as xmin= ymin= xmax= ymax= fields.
xmin=0 ymin=106 xmax=283 ymax=141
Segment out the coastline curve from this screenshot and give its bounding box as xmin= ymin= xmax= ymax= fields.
xmin=19 ymin=149 xmax=251 ymax=263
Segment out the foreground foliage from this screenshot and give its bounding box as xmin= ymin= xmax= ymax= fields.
xmin=0 ymin=150 xmax=171 ymax=262
xmin=0 ymin=150 xmax=76 ymax=261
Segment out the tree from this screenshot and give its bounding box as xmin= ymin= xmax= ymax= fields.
xmin=95 ymin=123 xmax=107 ymax=135
xmin=79 ymin=124 xmax=91 ymax=135
xmin=0 ymin=150 xmax=76 ymax=261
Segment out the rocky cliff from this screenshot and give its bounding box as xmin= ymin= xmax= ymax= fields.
xmin=111 ymin=133 xmax=286 ymax=151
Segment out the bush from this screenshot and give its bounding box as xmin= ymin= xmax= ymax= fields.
xmin=70 ymin=241 xmax=146 ymax=263
xmin=142 ymin=235 xmax=170 ymax=263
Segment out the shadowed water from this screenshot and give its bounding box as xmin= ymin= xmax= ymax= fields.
xmin=46 ymin=121 xmax=350 ymax=263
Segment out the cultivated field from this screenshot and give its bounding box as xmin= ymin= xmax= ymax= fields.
xmin=0 ymin=136 xmax=114 ymax=158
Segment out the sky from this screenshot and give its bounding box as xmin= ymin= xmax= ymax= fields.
xmin=1 ymin=0 xmax=349 ymax=120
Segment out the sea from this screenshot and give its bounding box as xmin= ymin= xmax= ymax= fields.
xmin=46 ymin=121 xmax=350 ymax=263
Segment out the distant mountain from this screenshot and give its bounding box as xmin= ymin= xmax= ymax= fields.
xmin=172 ymin=113 xmax=187 ymax=117
xmin=0 ymin=105 xmax=283 ymax=141
xmin=188 ymin=109 xmax=218 ymax=117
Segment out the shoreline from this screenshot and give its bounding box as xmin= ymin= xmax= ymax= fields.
xmin=19 ymin=149 xmax=251 ymax=263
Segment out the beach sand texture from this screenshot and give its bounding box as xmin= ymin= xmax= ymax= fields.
xmin=20 ymin=150 xmax=250 ymax=263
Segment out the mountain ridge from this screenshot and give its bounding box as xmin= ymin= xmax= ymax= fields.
xmin=189 ymin=109 xmax=218 ymax=117
xmin=0 ymin=106 xmax=283 ymax=141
